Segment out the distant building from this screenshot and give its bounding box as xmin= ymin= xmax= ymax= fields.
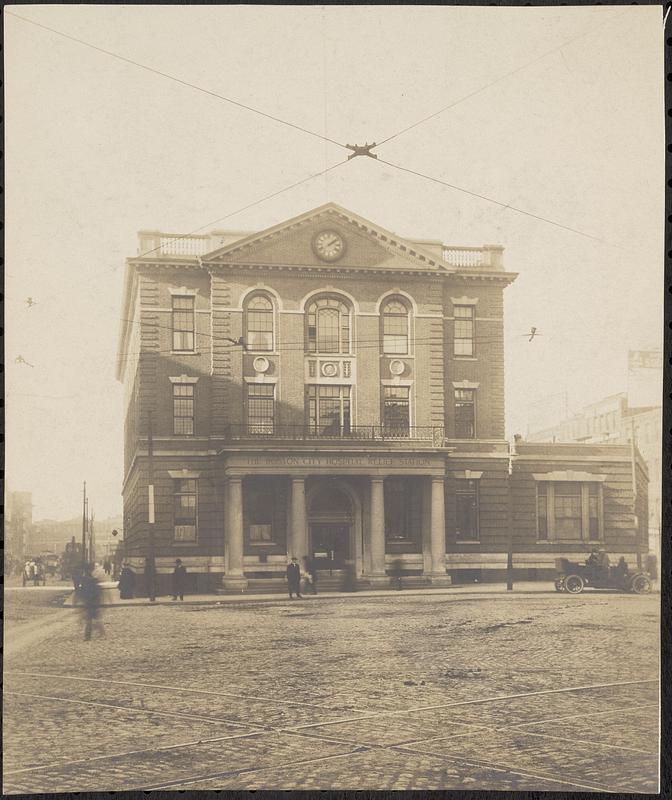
xmin=5 ymin=491 xmax=33 ymax=566
xmin=528 ymin=389 xmax=661 ymax=560
xmin=116 ymin=203 xmax=649 ymax=591
xmin=28 ymin=515 xmax=123 ymax=562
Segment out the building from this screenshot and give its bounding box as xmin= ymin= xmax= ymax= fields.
xmin=5 ymin=491 xmax=33 ymax=569
xmin=28 ymin=515 xmax=123 ymax=563
xmin=528 ymin=390 xmax=661 ymax=561
xmin=117 ymin=202 xmax=648 ymax=592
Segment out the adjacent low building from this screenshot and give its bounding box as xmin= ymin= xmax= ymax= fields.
xmin=116 ymin=203 xmax=649 ymax=592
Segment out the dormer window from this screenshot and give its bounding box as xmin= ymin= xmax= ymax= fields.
xmin=306 ymin=296 xmax=351 ymax=354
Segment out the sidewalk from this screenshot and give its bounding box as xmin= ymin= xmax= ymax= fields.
xmin=64 ymin=581 xmax=577 ymax=608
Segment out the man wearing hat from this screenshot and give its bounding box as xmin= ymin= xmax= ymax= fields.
xmin=286 ymin=557 xmax=302 ymax=600
xmin=172 ymin=558 xmax=187 ymax=601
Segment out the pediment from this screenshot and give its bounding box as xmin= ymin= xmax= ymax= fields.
xmin=202 ymin=203 xmax=451 ymax=273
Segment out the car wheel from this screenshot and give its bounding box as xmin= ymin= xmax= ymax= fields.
xmin=630 ymin=574 xmax=652 ymax=594
xmin=564 ymin=574 xmax=584 ymax=594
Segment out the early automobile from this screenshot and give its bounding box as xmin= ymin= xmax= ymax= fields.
xmin=554 ymin=557 xmax=652 ymax=595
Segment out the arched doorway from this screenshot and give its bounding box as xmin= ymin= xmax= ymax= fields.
xmin=308 ymin=483 xmax=353 ymax=572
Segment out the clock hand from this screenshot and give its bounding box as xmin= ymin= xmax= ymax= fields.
xmin=325 ymin=237 xmax=339 ymax=248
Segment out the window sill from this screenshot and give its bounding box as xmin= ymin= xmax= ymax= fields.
xmin=248 ymin=542 xmax=277 ymax=547
xmin=172 ymin=541 xmax=197 ymax=546
xmin=456 ymin=539 xmax=480 ymax=544
xmin=453 ymin=356 xmax=477 ymax=361
xmin=171 ymin=350 xmax=200 ymax=356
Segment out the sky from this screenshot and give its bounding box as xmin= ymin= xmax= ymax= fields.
xmin=5 ymin=5 xmax=664 ymax=519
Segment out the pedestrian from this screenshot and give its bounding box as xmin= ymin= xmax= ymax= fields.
xmin=391 ymin=558 xmax=404 ymax=590
xmin=118 ymin=563 xmax=135 ymax=599
xmin=78 ymin=565 xmax=103 ymax=641
xmin=286 ymin=557 xmax=302 ymax=599
xmin=303 ymin=555 xmax=318 ymax=595
xmin=72 ymin=566 xmax=82 ymax=592
xmin=172 ymin=558 xmax=187 ymax=601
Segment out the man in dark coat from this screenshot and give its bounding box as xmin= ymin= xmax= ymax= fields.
xmin=118 ymin=564 xmax=135 ymax=599
xmin=172 ymin=558 xmax=187 ymax=601
xmin=286 ymin=557 xmax=302 ymax=599
xmin=78 ymin=565 xmax=103 ymax=641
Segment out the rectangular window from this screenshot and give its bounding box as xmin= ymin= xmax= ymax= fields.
xmin=383 ymin=315 xmax=409 ymax=354
xmin=174 ymin=479 xmax=197 ymax=541
xmin=172 ymin=296 xmax=195 ymax=351
xmin=554 ymin=482 xmax=582 ymax=541
xmin=537 ymin=483 xmax=548 ymax=540
xmin=173 ymin=384 xmax=194 ymax=435
xmin=454 ymin=305 xmax=474 ymax=356
xmin=455 ymin=389 xmax=476 ymax=438
xmin=383 ymin=386 xmax=410 ymax=436
xmin=247 ymin=384 xmax=275 ymax=434
xmin=308 ymin=385 xmax=351 ymax=436
xmin=249 ymin=524 xmax=273 ymax=544
xmin=456 ymin=480 xmax=479 ymax=541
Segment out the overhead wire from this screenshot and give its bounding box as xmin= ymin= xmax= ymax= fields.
xmin=375 ymin=8 xmax=629 ymax=148
xmin=5 ymin=10 xmax=348 ymax=150
xmin=376 ymin=158 xmax=608 ymax=244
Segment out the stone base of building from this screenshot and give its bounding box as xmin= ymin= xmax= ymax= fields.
xmin=429 ymin=573 xmax=452 ymax=587
xmin=220 ymin=575 xmax=249 ymax=592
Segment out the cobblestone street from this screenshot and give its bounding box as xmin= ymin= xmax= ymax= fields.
xmin=3 ymin=587 xmax=660 ymax=792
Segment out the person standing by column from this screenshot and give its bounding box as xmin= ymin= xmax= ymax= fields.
xmin=172 ymin=558 xmax=187 ymax=601
xmin=286 ymin=557 xmax=302 ymax=599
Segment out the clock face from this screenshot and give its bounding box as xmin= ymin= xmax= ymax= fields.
xmin=313 ymin=230 xmax=345 ymax=262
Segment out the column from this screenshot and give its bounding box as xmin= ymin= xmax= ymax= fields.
xmin=430 ymin=476 xmax=451 ymax=585
xmin=290 ymin=477 xmax=308 ymax=559
xmin=222 ymin=476 xmax=248 ymax=590
xmin=369 ymin=477 xmax=387 ymax=582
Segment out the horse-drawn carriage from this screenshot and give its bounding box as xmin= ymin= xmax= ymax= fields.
xmin=554 ymin=557 xmax=652 ymax=595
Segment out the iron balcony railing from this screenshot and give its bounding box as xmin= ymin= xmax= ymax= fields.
xmin=224 ymin=424 xmax=447 ymax=445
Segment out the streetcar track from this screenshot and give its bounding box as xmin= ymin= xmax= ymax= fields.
xmin=136 ymin=746 xmax=371 ymax=791
xmin=4 ymin=670 xmax=354 ymax=712
xmin=392 ymin=743 xmax=646 ymax=794
xmin=4 ymin=691 xmax=273 ymax=731
xmin=284 ymin=677 xmax=659 ymax=731
xmin=4 ymin=681 xmax=659 ymax=789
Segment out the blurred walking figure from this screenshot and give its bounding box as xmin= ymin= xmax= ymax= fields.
xmin=286 ymin=557 xmax=302 ymax=599
xmin=303 ymin=555 xmax=318 ymax=595
xmin=341 ymin=559 xmax=357 ymax=592
xmin=172 ymin=558 xmax=187 ymax=601
xmin=78 ymin=565 xmax=103 ymax=641
xmin=71 ymin=566 xmax=82 ymax=592
xmin=118 ymin=563 xmax=135 ymax=599
xmin=391 ymin=558 xmax=404 ymax=590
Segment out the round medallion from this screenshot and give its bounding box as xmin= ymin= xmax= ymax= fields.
xmin=389 ymin=359 xmax=405 ymax=376
xmin=312 ymin=230 xmax=346 ymax=262
xmin=321 ymin=362 xmax=339 ymax=377
xmin=253 ymin=356 xmax=270 ymax=374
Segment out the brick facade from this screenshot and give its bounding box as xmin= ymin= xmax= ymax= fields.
xmin=117 ymin=203 xmax=648 ymax=592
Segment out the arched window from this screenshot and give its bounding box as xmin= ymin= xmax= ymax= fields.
xmin=306 ymin=296 xmax=351 ymax=353
xmin=382 ymin=297 xmax=410 ymax=354
xmin=245 ymin=294 xmax=274 ymax=352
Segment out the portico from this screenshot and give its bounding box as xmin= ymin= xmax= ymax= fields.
xmin=222 ymin=450 xmax=452 ymax=589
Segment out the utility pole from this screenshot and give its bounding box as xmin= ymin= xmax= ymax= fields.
xmin=147 ymin=411 xmax=156 ymax=602
xmin=506 ymin=439 xmax=516 ymax=591
xmin=89 ymin=508 xmax=95 ymax=564
xmin=81 ymin=481 xmax=87 ymax=571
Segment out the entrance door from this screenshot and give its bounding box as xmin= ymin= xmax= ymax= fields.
xmin=311 ymin=523 xmax=350 ymax=572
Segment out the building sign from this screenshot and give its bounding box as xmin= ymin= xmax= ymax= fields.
xmin=238 ymin=454 xmax=436 ymax=469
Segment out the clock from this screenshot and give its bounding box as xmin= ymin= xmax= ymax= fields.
xmin=312 ymin=230 xmax=345 ymax=262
